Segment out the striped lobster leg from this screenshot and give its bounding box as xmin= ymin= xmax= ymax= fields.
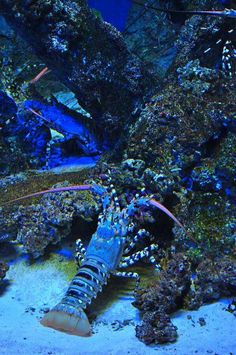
xmin=113 ymin=270 xmax=140 ymax=288
xmin=75 ymin=238 xmax=86 ymax=266
xmin=119 ymin=244 xmax=159 ymax=268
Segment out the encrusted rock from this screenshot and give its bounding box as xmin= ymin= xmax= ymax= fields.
xmin=185 ymin=258 xmax=236 ymax=310
xmin=177 ymin=59 xmax=220 ymax=95
xmin=136 ymin=310 xmax=178 ymax=345
xmin=133 ymin=253 xmax=191 ymax=344
xmin=13 ymin=181 xmax=99 ymax=257
xmin=121 ymin=159 xmax=145 ymax=175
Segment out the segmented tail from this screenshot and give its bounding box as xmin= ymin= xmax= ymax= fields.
xmin=41 ymin=302 xmax=91 ymax=336
xmin=41 ymin=258 xmax=109 ymax=336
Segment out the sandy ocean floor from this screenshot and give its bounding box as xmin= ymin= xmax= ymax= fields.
xmin=0 ymin=255 xmax=235 ymax=355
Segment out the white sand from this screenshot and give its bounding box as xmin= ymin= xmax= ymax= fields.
xmin=0 ymin=259 xmax=235 ymax=355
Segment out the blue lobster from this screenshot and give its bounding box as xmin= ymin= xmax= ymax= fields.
xmin=5 ymin=181 xmax=187 ymax=336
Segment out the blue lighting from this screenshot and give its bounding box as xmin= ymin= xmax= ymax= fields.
xmin=88 ymin=0 xmax=132 ymax=31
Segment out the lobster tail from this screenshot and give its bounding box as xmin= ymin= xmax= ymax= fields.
xmin=41 ymin=259 xmax=109 ymax=336
xmin=40 ymin=301 xmax=91 ymax=336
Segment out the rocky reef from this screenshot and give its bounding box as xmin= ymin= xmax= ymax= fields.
xmin=0 ymin=0 xmax=154 ymax=142
xmin=134 ymin=253 xmax=191 ymax=344
xmin=133 ymin=253 xmax=236 ymax=344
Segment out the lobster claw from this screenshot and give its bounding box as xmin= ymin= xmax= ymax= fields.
xmin=40 ymin=302 xmax=91 ymax=337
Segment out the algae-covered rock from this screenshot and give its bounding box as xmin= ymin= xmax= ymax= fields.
xmin=0 ymin=0 xmax=154 ymax=142
xmin=127 ymin=85 xmax=222 ymax=181
xmin=177 ymin=59 xmax=220 ymax=95
xmin=133 ymin=253 xmax=191 ymax=344
xmin=178 ymin=192 xmax=236 ymax=256
xmin=185 ymin=257 xmax=236 ymax=310
xmin=134 ymin=253 xmax=236 ymax=345
xmin=13 ymin=181 xmax=99 ymax=257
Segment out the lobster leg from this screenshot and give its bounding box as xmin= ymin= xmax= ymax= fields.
xmin=113 ymin=271 xmax=140 ymax=288
xmin=119 ymin=244 xmax=158 ymax=268
xmin=75 ymin=238 xmax=86 ymax=266
xmin=123 ymin=229 xmax=151 ymax=254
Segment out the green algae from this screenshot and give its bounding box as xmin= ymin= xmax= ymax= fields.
xmin=46 ymin=254 xmax=77 ymax=281
xmin=188 ymin=193 xmax=235 ymax=255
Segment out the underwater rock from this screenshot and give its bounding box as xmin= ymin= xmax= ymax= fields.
xmin=0 ymin=261 xmax=9 ymax=280
xmin=0 ymin=0 xmax=154 ymax=142
xmin=13 ymin=182 xmax=99 ymax=257
xmin=0 ymin=93 xmax=51 ymax=173
xmin=173 ymin=191 xmax=236 ymax=258
xmin=136 ymin=310 xmax=178 ymax=345
xmin=185 ymin=258 xmax=236 ymax=310
xmin=0 ymin=172 xmax=27 ymax=189
xmin=134 ymin=253 xmax=191 ymax=313
xmin=121 ymin=158 xmax=145 ymax=175
xmin=177 ymin=59 xmax=220 ymax=95
xmin=94 ymin=161 xmax=146 ymax=192
xmin=188 ymin=132 xmax=236 ymax=198
xmin=125 ymin=0 xmax=180 ymax=78
xmin=0 ymin=90 xmax=17 ymax=119
xmin=0 ymin=91 xmax=30 ymax=174
xmin=0 ymin=15 xmax=13 ymax=38
xmin=0 ymin=18 xmax=102 ymax=171
xmin=125 ymin=64 xmax=235 ymax=196
xmin=134 ymin=252 xmax=236 ymax=344
xmin=133 ymin=253 xmax=191 ymax=344
xmin=175 ymin=5 xmax=236 ymax=77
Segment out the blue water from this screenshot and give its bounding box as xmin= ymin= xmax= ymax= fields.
xmin=88 ymin=0 xmax=132 ymax=31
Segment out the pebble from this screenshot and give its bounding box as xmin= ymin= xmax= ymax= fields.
xmin=198 ymin=317 xmax=206 ymax=326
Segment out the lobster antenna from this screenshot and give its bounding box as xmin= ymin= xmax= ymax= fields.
xmin=3 ymin=184 xmax=194 ymax=241
xmin=3 ymin=185 xmax=92 ymax=205
xmin=133 ymin=1 xmax=236 ymax=18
